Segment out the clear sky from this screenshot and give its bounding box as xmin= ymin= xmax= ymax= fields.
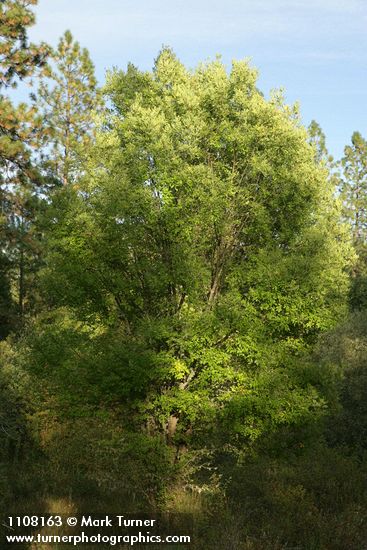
xmin=27 ymin=0 xmax=367 ymax=160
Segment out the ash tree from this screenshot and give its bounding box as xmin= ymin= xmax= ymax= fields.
xmin=36 ymin=50 xmax=352 ymax=451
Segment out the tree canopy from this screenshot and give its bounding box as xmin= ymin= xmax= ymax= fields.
xmin=36 ymin=50 xmax=351 ymax=448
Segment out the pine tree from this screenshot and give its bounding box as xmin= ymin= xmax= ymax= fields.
xmin=0 ymin=0 xmax=48 ymax=175
xmin=340 ymin=131 xmax=367 ymax=245
xmin=308 ymin=120 xmax=332 ymax=165
xmin=340 ymin=132 xmax=367 ymax=309
xmin=0 ymin=0 xmax=48 ymax=179
xmin=0 ymin=0 xmax=49 ymax=335
xmin=0 ymin=0 xmax=48 ymax=87
xmin=36 ymin=30 xmax=100 ymax=186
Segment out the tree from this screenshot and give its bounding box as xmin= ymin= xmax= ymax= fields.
xmin=37 ymin=50 xmax=351 ymax=453
xmin=0 ymin=99 xmax=45 ymax=327
xmin=35 ymin=30 xmax=100 ymax=186
xmin=340 ymin=132 xmax=367 ymax=246
xmin=339 ymin=132 xmax=367 ymax=309
xmin=0 ymin=0 xmax=48 ymax=179
xmin=0 ymin=0 xmax=49 ymax=335
xmin=308 ymin=120 xmax=333 ymax=166
xmin=0 ymin=0 xmax=48 ymax=87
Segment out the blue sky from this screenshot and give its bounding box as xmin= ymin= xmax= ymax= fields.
xmin=27 ymin=0 xmax=367 ymax=160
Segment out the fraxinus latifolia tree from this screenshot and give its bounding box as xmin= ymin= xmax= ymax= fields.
xmin=37 ymin=49 xmax=352 ymax=454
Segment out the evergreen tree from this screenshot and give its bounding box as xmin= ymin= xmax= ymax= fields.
xmin=0 ymin=0 xmax=48 ymax=188
xmin=340 ymin=132 xmax=367 ymax=309
xmin=0 ymin=0 xmax=49 ymax=335
xmin=36 ymin=30 xmax=100 ymax=186
xmin=0 ymin=0 xmax=48 ymax=87
xmin=308 ymin=120 xmax=333 ymax=165
xmin=0 ymin=0 xmax=48 ymax=180
xmin=340 ymin=131 xmax=367 ymax=245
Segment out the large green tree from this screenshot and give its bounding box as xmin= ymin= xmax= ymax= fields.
xmin=36 ymin=50 xmax=351 ymax=452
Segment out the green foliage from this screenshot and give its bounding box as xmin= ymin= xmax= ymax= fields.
xmin=340 ymin=131 xmax=367 ymax=245
xmin=0 ymin=340 xmax=44 ymax=525
xmin=0 ymin=0 xmax=49 ymax=335
xmin=38 ymin=50 xmax=351 ymax=450
xmin=219 ymin=445 xmax=367 ymax=550
xmin=0 ymin=341 xmax=31 ymax=458
xmin=338 ymin=131 xmax=367 ymax=310
xmin=0 ymin=254 xmax=14 ymax=338
xmin=315 ymin=311 xmax=367 ymax=451
xmin=0 ymin=0 xmax=48 ymax=88
xmin=308 ymin=119 xmax=333 ymax=166
xmin=35 ymin=30 xmax=100 ymax=186
xmin=1 ymin=34 xmax=365 ymax=549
